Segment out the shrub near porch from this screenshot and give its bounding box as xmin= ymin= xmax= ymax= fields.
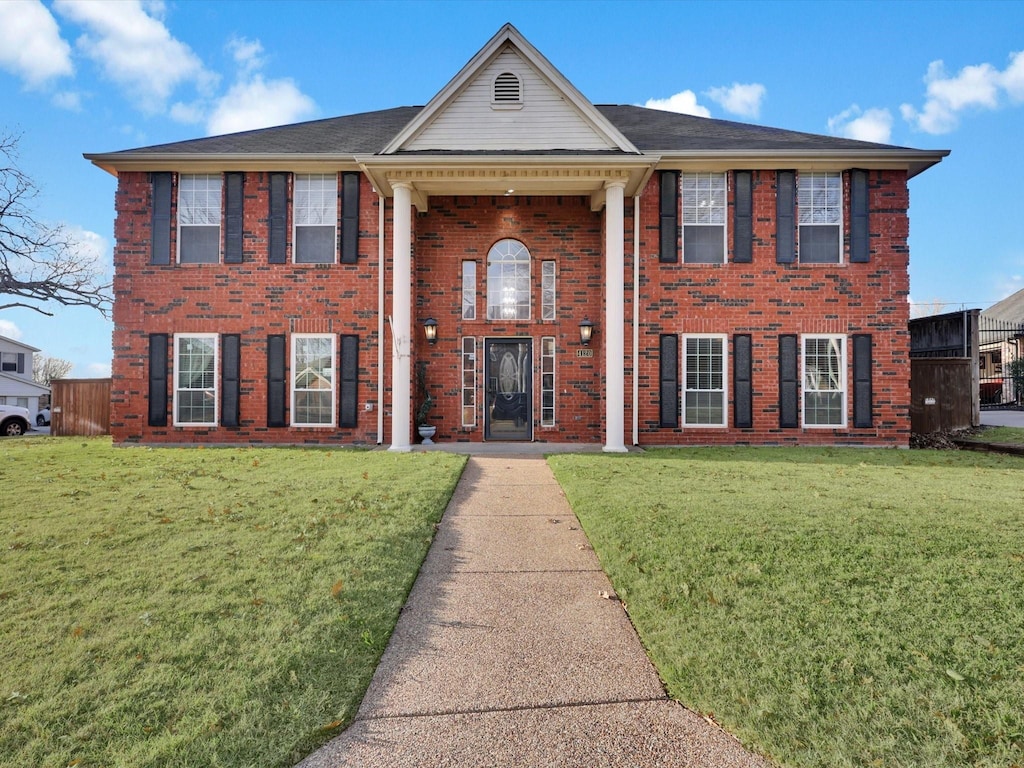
xmin=0 ymin=438 xmax=465 ymax=768
xmin=550 ymin=448 xmax=1024 ymax=768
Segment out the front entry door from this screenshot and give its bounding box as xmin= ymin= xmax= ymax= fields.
xmin=485 ymin=339 xmax=532 ymax=441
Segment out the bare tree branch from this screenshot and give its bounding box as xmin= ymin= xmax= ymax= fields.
xmin=1 ymin=132 xmax=112 ymax=318
xmin=32 ymin=353 xmax=73 ymax=386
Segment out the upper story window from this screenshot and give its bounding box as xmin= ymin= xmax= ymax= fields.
xmin=487 ymin=239 xmax=531 ymax=320
xmin=681 ymin=172 xmax=727 ymax=263
xmin=294 ymin=174 xmax=337 ymax=264
xmin=1 ymin=352 xmax=21 ymax=373
xmin=492 ymin=71 xmax=523 ymax=108
xmin=798 ymin=172 xmax=842 ymax=264
xmin=178 ymin=174 xmax=221 ymax=264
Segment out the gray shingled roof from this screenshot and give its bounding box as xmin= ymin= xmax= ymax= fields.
xmin=982 ymin=288 xmax=1024 ymax=324
xmin=90 ymin=103 xmax=930 ymax=158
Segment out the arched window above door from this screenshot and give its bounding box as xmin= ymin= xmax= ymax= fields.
xmin=487 ymin=239 xmax=530 ymax=320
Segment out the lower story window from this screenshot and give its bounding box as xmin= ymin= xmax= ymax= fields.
xmin=174 ymin=333 xmax=217 ymax=426
xmin=541 ymin=336 xmax=555 ymax=426
xmin=462 ymin=337 xmax=476 ymax=427
xmin=683 ymin=334 xmax=726 ymax=426
xmin=803 ymin=335 xmax=846 ymax=427
xmin=292 ymin=334 xmax=335 ymax=426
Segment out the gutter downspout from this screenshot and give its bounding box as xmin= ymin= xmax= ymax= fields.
xmin=377 ymin=193 xmax=385 ymax=444
xmin=632 ymin=194 xmax=640 ymax=446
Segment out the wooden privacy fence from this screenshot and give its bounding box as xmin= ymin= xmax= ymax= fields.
xmin=910 ymin=359 xmax=973 ymax=434
xmin=51 ymin=378 xmax=112 ymax=436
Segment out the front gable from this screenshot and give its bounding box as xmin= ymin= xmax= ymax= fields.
xmin=384 ymin=24 xmax=638 ymax=154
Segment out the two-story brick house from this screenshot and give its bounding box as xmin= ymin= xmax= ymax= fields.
xmin=86 ymin=24 xmax=947 ymax=450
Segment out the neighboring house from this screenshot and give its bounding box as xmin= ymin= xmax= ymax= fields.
xmin=0 ymin=336 xmax=50 ymax=424
xmin=979 ymin=289 xmax=1024 ymax=405
xmin=85 ymin=24 xmax=948 ymax=449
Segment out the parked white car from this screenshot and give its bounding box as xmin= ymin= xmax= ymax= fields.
xmin=0 ymin=403 xmax=31 ymax=436
xmin=36 ymin=407 xmax=51 ymax=426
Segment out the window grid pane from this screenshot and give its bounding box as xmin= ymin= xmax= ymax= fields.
xmin=541 ymin=337 xmax=555 ymax=426
xmin=174 ymin=335 xmax=216 ymax=425
xmin=462 ymin=261 xmax=476 ymax=320
xmin=295 ymin=174 xmax=337 ymax=263
xmin=681 ymin=173 xmax=726 ymax=263
xmin=803 ymin=335 xmax=845 ymax=427
xmin=683 ymin=335 xmax=725 ymax=426
xmin=178 ymin=174 xmax=221 ymax=263
xmin=487 ymin=239 xmax=531 ymax=320
xmin=541 ymin=260 xmax=556 ymax=321
xmin=798 ymin=172 xmax=842 ymax=264
xmin=292 ymin=335 xmax=335 ymax=425
xmin=462 ymin=337 xmax=476 ymax=427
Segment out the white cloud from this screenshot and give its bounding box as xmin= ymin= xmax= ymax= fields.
xmin=206 ymin=75 xmax=316 ymax=135
xmin=0 ymin=320 xmax=23 ymax=340
xmin=62 ymin=225 xmax=111 ymax=275
xmin=901 ymin=53 xmax=1024 ymax=134
xmin=705 ymin=83 xmax=766 ymax=119
xmin=642 ymin=90 xmax=711 ymax=118
xmin=53 ymin=0 xmax=217 ymax=114
xmin=0 ymin=0 xmax=73 ymax=88
xmin=827 ymin=105 xmax=893 ymax=143
xmin=228 ymin=36 xmax=265 ymax=76
xmin=86 ymin=361 xmax=112 ymax=377
xmin=52 ymin=90 xmax=83 ymax=111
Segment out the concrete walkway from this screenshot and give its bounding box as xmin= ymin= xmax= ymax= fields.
xmin=297 ymin=456 xmax=770 ymax=768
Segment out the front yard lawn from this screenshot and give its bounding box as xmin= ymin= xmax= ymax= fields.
xmin=0 ymin=438 xmax=465 ymax=768
xmin=550 ymin=448 xmax=1024 ymax=768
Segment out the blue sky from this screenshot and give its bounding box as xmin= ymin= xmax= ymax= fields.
xmin=0 ymin=0 xmax=1021 ymax=376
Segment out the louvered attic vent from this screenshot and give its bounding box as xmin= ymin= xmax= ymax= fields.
xmin=493 ymin=72 xmax=522 ymax=104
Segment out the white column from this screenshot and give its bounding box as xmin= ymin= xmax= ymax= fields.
xmin=603 ymin=181 xmax=627 ymax=453
xmin=389 ymin=183 xmax=413 ymax=452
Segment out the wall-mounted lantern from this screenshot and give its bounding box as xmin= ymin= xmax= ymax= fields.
xmin=423 ymin=317 xmax=438 ymax=345
xmin=579 ymin=318 xmax=595 ymax=346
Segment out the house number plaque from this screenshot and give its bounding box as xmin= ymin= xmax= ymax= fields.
xmin=576 ymin=349 xmax=594 ymax=358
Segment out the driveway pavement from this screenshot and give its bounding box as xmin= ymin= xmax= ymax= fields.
xmin=297 ymin=456 xmax=771 ymax=768
xmin=981 ymin=409 xmax=1024 ymax=427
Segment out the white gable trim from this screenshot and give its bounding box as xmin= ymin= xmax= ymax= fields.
xmin=382 ymin=23 xmax=640 ymax=155
xmin=0 ymin=335 xmax=41 ymax=353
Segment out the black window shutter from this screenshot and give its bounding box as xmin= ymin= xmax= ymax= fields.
xmin=733 ymin=171 xmax=753 ymax=264
xmin=267 ymin=334 xmax=286 ymax=427
xmin=224 ymin=172 xmax=244 ymax=264
xmin=779 ymin=334 xmax=799 ymax=428
xmin=850 ymin=169 xmax=870 ymax=263
xmin=269 ymin=172 xmax=288 ymax=264
xmin=776 ymin=170 xmax=795 ymax=264
xmin=659 ymin=334 xmax=679 ymax=428
xmin=853 ymin=333 xmax=873 ymax=428
xmin=339 ymin=334 xmax=358 ymax=428
xmin=148 ymin=333 xmax=168 ymax=427
xmin=221 ymin=334 xmax=240 ymax=427
xmin=733 ymin=334 xmax=753 ymax=428
xmin=659 ymin=171 xmax=679 ymax=263
xmin=151 ymin=172 xmax=172 ymax=265
xmin=340 ymin=173 xmax=360 ymax=264
xmin=16 ymin=353 xmax=25 ymax=374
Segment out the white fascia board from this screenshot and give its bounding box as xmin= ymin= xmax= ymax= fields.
xmin=655 ymin=149 xmax=950 ymax=178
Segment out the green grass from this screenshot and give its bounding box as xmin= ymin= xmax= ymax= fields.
xmin=550 ymin=448 xmax=1024 ymax=768
xmin=0 ymin=438 xmax=466 ymax=768
xmin=966 ymin=425 xmax=1024 ymax=445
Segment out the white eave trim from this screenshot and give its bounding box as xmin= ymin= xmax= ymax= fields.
xmin=654 ymin=148 xmax=950 ymax=178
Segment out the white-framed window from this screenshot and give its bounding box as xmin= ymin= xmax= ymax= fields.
xmin=541 ymin=336 xmax=555 ymax=426
xmin=487 ymin=238 xmax=531 ymax=320
xmin=291 ymin=334 xmax=335 ymax=426
xmin=294 ymin=173 xmax=337 ymax=264
xmin=462 ymin=337 xmax=476 ymax=427
xmin=541 ymin=260 xmax=556 ymax=321
xmin=173 ymin=333 xmax=218 ymax=426
xmin=683 ymin=334 xmax=727 ymax=426
xmin=462 ymin=261 xmax=476 ymax=320
xmin=798 ymin=172 xmax=842 ymax=264
xmin=0 ymin=352 xmax=19 ymax=372
xmin=803 ymin=334 xmax=846 ymax=427
xmin=178 ymin=174 xmax=221 ymax=264
xmin=681 ymin=172 xmax=727 ymax=263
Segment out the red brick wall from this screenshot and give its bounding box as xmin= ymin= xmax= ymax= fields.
xmin=111 ymin=171 xmax=383 ymax=444
xmin=111 ymin=168 xmax=911 ymax=447
xmin=634 ymin=169 xmax=910 ymax=446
